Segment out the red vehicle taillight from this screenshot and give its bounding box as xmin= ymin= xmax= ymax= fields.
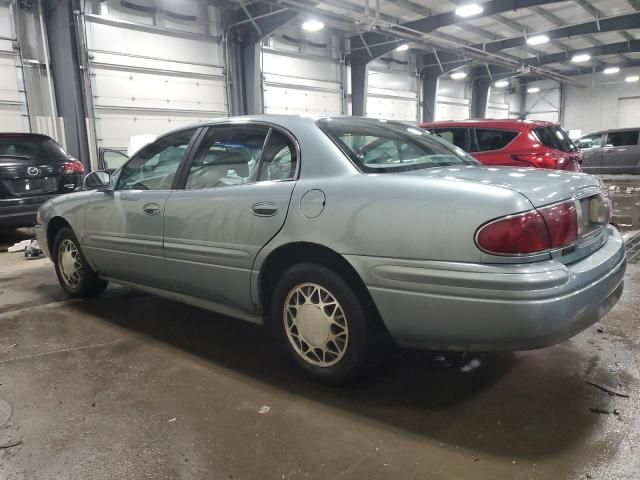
xmin=62 ymin=160 xmax=84 ymax=175
xmin=476 ymin=200 xmax=578 ymax=255
xmin=511 ymin=152 xmax=561 ymax=169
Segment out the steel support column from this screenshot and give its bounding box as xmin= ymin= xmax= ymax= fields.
xmin=351 ymin=62 xmax=368 ymax=116
xmin=43 ymin=0 xmax=90 ymax=166
xmin=420 ymin=68 xmax=439 ymax=123
xmin=470 ymin=75 xmax=492 ymax=119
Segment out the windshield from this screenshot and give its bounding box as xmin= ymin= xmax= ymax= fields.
xmin=0 ymin=136 xmax=70 ymax=159
xmin=318 ymin=118 xmax=479 ymax=173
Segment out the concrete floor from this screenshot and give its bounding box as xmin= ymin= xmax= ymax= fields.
xmin=1 ymin=181 xmax=639 ymax=479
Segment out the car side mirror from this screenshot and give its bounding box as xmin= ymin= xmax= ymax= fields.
xmin=84 ymin=170 xmax=112 ymax=190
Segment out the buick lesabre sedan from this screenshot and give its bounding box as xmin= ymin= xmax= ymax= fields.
xmin=35 ymin=116 xmax=626 ymax=383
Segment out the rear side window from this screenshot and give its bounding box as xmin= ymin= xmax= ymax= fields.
xmin=432 ymin=128 xmax=467 ymax=150
xmin=533 ymin=126 xmax=577 ymax=153
xmin=0 ymin=136 xmax=70 ymax=160
xmin=474 ymin=129 xmax=518 ymax=152
xmin=607 ymin=130 xmax=639 ymax=147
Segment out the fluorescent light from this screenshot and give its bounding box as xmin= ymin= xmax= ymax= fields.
xmin=395 ymin=44 xmax=410 ymax=52
xmin=455 ymin=4 xmax=484 ymax=17
xmin=302 ymin=19 xmax=324 ymax=32
xmin=451 ymin=71 xmax=467 ymax=80
xmin=527 ymin=34 xmax=549 ymax=46
xmin=527 ymin=87 xmax=540 ymax=93
xmin=571 ymin=54 xmax=591 ymax=63
xmin=494 ymin=80 xmax=509 ymax=88
xmin=625 ymin=75 xmax=640 ymax=82
xmin=603 ymin=67 xmax=620 ymax=74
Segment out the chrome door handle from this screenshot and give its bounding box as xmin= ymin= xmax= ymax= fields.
xmin=143 ymin=203 xmax=161 ymax=216
xmin=251 ymin=202 xmax=278 ymax=217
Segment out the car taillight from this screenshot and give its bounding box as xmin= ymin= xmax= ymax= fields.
xmin=512 ymin=152 xmax=561 ymax=169
xmin=63 ymin=160 xmax=84 ymax=175
xmin=476 ymin=200 xmax=578 ymax=255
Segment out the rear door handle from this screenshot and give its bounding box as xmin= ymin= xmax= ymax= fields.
xmin=251 ymin=202 xmax=278 ymax=217
xmin=143 ymin=203 xmax=161 ymax=216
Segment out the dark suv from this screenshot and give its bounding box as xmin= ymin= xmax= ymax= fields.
xmin=0 ymin=133 xmax=84 ymax=228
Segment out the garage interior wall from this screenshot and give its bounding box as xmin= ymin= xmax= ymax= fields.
xmin=262 ymin=30 xmax=344 ymax=116
xmin=523 ymin=79 xmax=561 ymax=123
xmin=82 ymin=0 xmax=227 ymax=159
xmin=366 ymin=59 xmax=418 ymax=122
xmin=0 ymin=1 xmax=59 ymax=141
xmin=435 ymin=77 xmax=470 ymax=121
xmin=563 ymin=68 xmax=640 ymax=136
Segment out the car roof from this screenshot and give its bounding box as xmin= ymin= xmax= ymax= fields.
xmin=0 ymin=133 xmax=54 ymax=139
xmin=419 ymin=119 xmax=557 ymax=130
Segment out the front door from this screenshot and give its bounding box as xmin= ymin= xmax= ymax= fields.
xmin=602 ymin=130 xmax=640 ymax=173
xmin=576 ymin=133 xmax=604 ymax=172
xmin=83 ymin=127 xmax=199 ymax=289
xmin=163 ymin=124 xmax=298 ymax=313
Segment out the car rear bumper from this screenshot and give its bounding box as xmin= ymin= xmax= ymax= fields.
xmin=345 ymin=225 xmax=626 ymax=351
xmin=0 ymin=195 xmax=56 ymax=228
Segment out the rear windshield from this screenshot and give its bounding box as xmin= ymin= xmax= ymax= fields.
xmin=533 ymin=126 xmax=577 ymax=153
xmin=0 ymin=136 xmax=70 ymax=160
xmin=318 ymin=118 xmax=479 ymax=173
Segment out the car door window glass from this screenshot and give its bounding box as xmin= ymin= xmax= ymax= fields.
xmin=257 ymin=130 xmax=297 ymax=181
xmin=576 ymin=134 xmax=603 ymax=149
xmin=607 ymin=131 xmax=639 ymax=147
xmin=433 ymin=128 xmax=467 ymax=150
xmin=185 ymin=125 xmax=269 ymax=190
xmin=475 ymin=129 xmax=518 ymax=152
xmin=116 ymin=128 xmax=196 ymax=190
xmin=102 ymin=150 xmax=129 ymax=171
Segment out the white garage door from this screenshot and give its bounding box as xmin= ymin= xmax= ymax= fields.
xmin=262 ymin=45 xmax=343 ymax=116
xmin=0 ymin=3 xmax=27 ymax=133
xmin=367 ymin=69 xmax=418 ymax=122
xmin=436 ymin=96 xmax=470 ymax=121
xmin=83 ymin=1 xmax=227 ymax=157
xmin=617 ymin=97 xmax=640 ymax=128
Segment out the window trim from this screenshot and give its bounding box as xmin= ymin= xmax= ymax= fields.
xmin=114 ymin=126 xmax=204 ymax=192
xmin=471 ymin=128 xmax=521 ymax=153
xmin=175 ymin=122 xmax=301 ymax=191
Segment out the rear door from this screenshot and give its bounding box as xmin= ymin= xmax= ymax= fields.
xmin=602 ymin=130 xmax=640 ymax=173
xmin=469 ymin=128 xmax=519 ymax=165
xmin=163 ymin=123 xmax=298 ymax=313
xmin=0 ymin=136 xmax=72 ymax=199
xmin=576 ymin=133 xmax=604 ymax=172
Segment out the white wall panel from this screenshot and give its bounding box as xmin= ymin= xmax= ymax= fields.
xmin=617 ymin=97 xmax=640 ymax=128
xmin=524 ymin=80 xmax=560 ymax=123
xmin=366 ymin=69 xmax=418 ymax=122
xmin=436 ymin=78 xmax=470 ymax=121
xmin=262 ymin=49 xmax=343 ymax=116
xmin=0 ymin=4 xmax=26 ymax=132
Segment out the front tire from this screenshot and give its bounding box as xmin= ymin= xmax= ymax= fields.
xmin=270 ymin=263 xmax=384 ymax=384
xmin=53 ymin=227 xmax=107 ymax=298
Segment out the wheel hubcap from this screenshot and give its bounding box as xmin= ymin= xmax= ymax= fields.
xmin=284 ymin=283 xmax=349 ymax=367
xmin=58 ymin=239 xmax=82 ymax=289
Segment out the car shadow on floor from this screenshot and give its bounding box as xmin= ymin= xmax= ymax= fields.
xmin=70 ymin=289 xmax=601 ymax=461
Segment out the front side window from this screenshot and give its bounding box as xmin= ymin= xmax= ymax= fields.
xmin=576 ymin=134 xmax=603 ymax=150
xmin=116 ymin=128 xmax=197 ymax=191
xmin=319 ymin=119 xmax=479 ymax=173
xmin=474 ymin=129 xmax=518 ymax=152
xmin=607 ymin=130 xmax=639 ymax=147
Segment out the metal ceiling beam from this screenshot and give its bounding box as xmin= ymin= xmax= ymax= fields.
xmin=349 ymin=0 xmax=560 ymax=63
xmin=525 ymin=39 xmax=640 ymax=67
xmin=232 ymin=3 xmax=299 ymax=42
xmin=476 ymin=13 xmax=640 ymax=54
xmin=573 ymin=0 xmax=601 ymax=19
xmin=531 ymin=58 xmax=640 ymax=78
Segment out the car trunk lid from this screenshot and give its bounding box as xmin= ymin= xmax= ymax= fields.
xmin=0 ymin=156 xmax=64 ymax=198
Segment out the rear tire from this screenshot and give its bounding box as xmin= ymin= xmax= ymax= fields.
xmin=270 ymin=263 xmax=386 ymax=384
xmin=53 ymin=227 xmax=107 ymax=298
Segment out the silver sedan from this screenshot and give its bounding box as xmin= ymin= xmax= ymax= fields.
xmin=35 ymin=115 xmax=626 ymax=383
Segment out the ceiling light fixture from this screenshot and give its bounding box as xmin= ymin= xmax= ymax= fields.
xmin=527 ymin=34 xmax=549 ymax=46
xmin=625 ymin=75 xmax=640 ymax=83
xmin=527 ymin=87 xmax=540 ymax=93
xmin=302 ymin=19 xmax=324 ymax=32
xmin=603 ymin=67 xmax=620 ymax=74
xmin=451 ymin=71 xmax=468 ymax=80
xmin=455 ymin=4 xmax=484 ymax=17
xmin=395 ymin=44 xmax=410 ymax=52
xmin=494 ymin=80 xmax=510 ymax=88
xmin=571 ymin=54 xmax=591 ymax=63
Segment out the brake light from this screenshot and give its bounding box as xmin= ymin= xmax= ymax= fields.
xmin=512 ymin=153 xmax=561 ymax=169
xmin=476 ymin=200 xmax=578 ymax=255
xmin=63 ymin=160 xmax=84 ymax=175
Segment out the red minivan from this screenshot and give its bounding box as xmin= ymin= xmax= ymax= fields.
xmin=420 ymin=119 xmax=583 ymax=171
